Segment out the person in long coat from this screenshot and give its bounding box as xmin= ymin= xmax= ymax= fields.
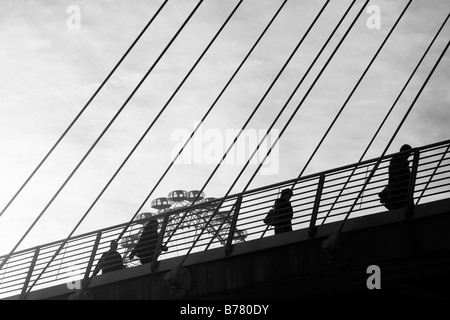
xmin=387 ymin=144 xmax=413 ymax=209
xmin=272 ymin=188 xmax=294 ymax=234
xmin=130 ymin=219 xmax=160 ymax=264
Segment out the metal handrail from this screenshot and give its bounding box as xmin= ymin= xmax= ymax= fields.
xmin=0 ymin=139 xmax=449 ymax=299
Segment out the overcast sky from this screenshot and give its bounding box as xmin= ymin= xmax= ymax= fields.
xmin=0 ymin=0 xmax=448 ymax=254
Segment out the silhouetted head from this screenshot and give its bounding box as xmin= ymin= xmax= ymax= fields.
xmin=110 ymin=240 xmax=118 ymax=250
xmin=400 ymin=144 xmax=412 ymax=153
xmin=145 ymin=219 xmax=158 ymax=231
xmin=281 ymin=188 xmax=293 ymax=199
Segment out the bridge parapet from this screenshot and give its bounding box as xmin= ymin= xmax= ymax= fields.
xmin=1 ymin=139 xmax=449 ymax=299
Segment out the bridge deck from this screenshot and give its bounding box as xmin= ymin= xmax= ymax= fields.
xmin=1 ymin=139 xmax=449 ymax=299
xmin=6 ymin=197 xmax=450 ymax=300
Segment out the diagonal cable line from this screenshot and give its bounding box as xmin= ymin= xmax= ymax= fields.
xmin=169 ymin=0 xmax=335 ymax=262
xmin=209 ymin=0 xmax=370 ymax=242
xmin=115 ymin=0 xmax=288 ymax=243
xmin=25 ymin=0 xmax=245 ymax=295
xmin=115 ymin=0 xmax=331 ymax=252
xmin=292 ymin=0 xmax=413 ymax=184
xmin=0 ymin=0 xmax=168 ymax=220
xmin=242 ymin=0 xmax=373 ymax=194
xmin=244 ymin=0 xmax=412 ymax=236
xmin=190 ymin=0 xmax=331 ymax=205
xmin=219 ymin=0 xmax=357 ymax=200
xmin=320 ymin=12 xmax=450 ymax=225
xmin=415 ymin=143 xmax=450 ymax=205
xmin=160 ymin=0 xmax=332 ymax=250
xmin=0 ymin=0 xmax=204 ymax=272
xmin=337 ymin=39 xmax=450 ymax=227
xmin=201 ymin=0 xmax=359 ymax=248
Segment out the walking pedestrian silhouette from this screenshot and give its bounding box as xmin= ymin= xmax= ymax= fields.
xmin=379 ymin=144 xmax=413 ymax=210
xmin=129 ymin=218 xmax=168 ymax=265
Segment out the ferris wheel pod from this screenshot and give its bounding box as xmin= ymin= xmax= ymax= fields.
xmin=120 ymin=234 xmax=139 ymax=248
xmin=203 ymin=197 xmax=217 ymax=203
xmin=187 ymin=190 xmax=205 ymax=202
xmin=168 ymin=190 xmax=188 ymax=202
xmin=201 ymin=197 xmax=218 ymax=208
xmin=151 ymin=197 xmax=172 ymax=210
xmin=134 ymin=212 xmax=154 ymax=222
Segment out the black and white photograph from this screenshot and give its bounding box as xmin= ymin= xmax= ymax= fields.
xmin=0 ymin=0 xmax=449 ymax=306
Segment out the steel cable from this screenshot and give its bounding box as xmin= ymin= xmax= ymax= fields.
xmin=0 ymin=0 xmax=204 ymax=272
xmin=24 ymin=0 xmax=244 ymax=295
xmin=0 ymin=1 xmax=168 ymax=220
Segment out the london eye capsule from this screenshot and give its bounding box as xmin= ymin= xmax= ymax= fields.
xmin=134 ymin=212 xmax=154 ymax=223
xmin=187 ymin=190 xmax=205 ymax=202
xmin=203 ymin=197 xmax=216 ymax=203
xmin=202 ymin=197 xmax=218 ymax=208
xmin=151 ymin=197 xmax=172 ymax=210
xmin=168 ymin=190 xmax=188 ymax=202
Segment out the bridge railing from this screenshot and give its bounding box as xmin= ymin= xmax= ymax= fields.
xmin=0 ymin=139 xmax=449 ymax=299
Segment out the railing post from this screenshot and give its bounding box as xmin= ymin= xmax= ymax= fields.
xmin=20 ymin=247 xmax=40 ymax=300
xmin=309 ymin=174 xmax=325 ymax=238
xmin=203 ymin=198 xmax=230 ymax=250
xmin=151 ymin=213 xmax=169 ymax=272
xmin=416 ymin=144 xmax=449 ymax=205
xmin=84 ymin=231 xmax=102 ymax=280
xmin=406 ymin=149 xmax=419 ymax=218
xmin=225 ymin=195 xmax=242 ymax=256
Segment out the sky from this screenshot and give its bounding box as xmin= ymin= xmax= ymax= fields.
xmin=0 ymin=0 xmax=449 ymax=255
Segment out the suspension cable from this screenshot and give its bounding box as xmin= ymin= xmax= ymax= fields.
xmin=192 ymin=0 xmax=331 ymax=205
xmin=0 ymin=1 xmax=168 ymax=221
xmin=0 ymin=0 xmax=204 ymax=272
xmin=211 ymin=0 xmax=369 ymax=242
xmin=242 ymin=0 xmax=373 ymax=194
xmin=321 ymin=12 xmax=450 ymax=224
xmin=249 ymin=0 xmax=412 ymax=237
xmin=338 ymin=39 xmax=450 ymax=227
xmin=24 ymin=0 xmax=244 ymax=295
xmin=115 ymin=0 xmax=288 ymax=243
xmin=222 ymin=0 xmax=358 ymax=198
xmin=162 ymin=0 xmax=332 ymax=250
xmin=294 ymin=0 xmax=414 ymax=185
xmin=416 ymin=143 xmax=450 ymax=205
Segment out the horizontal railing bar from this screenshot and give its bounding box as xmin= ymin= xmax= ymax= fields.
xmin=1 ymin=139 xmax=449 ymax=298
xmin=415 ymin=175 xmax=450 ymax=189
xmin=223 ymin=139 xmax=450 ymax=201
xmin=418 ymin=190 xmax=450 ymax=200
xmin=320 ymin=185 xmax=383 ymax=203
xmin=4 ymin=139 xmax=449 ymax=260
xmin=325 ymin=160 xmax=390 ymax=177
xmin=0 ymin=225 xmax=137 ymax=259
xmin=416 ymin=176 xmax=450 ymax=189
xmin=416 ymin=182 xmax=450 ymax=193
xmin=240 ymin=195 xmax=317 ymax=214
xmin=417 ymin=152 xmax=449 ymax=164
